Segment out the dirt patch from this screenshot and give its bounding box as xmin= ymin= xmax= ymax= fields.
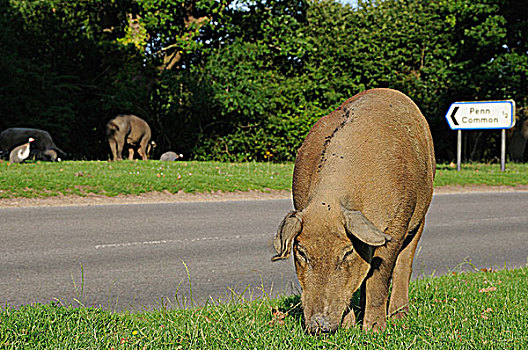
xmin=1 ymin=185 xmax=527 ymax=208
xmin=0 ymin=190 xmax=292 ymax=208
xmin=433 ymin=184 xmax=528 ymax=194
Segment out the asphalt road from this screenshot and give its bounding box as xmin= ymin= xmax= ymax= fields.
xmin=1 ymin=192 xmax=527 ymax=311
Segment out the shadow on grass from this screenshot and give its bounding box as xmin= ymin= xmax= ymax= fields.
xmin=276 ymin=294 xmax=303 ymax=322
xmin=275 ymin=289 xmax=364 ymax=329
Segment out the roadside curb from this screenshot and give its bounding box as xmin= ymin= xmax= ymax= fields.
xmin=1 ymin=186 xmax=527 ymax=208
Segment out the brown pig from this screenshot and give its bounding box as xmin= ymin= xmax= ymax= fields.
xmin=272 ymin=88 xmax=435 ymax=333
xmin=106 ymin=114 xmax=155 ymax=161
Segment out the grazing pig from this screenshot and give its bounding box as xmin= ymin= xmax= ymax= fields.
xmin=272 ymin=88 xmax=435 ymax=333
xmin=0 ymin=128 xmax=65 ymax=161
xmin=106 ymin=114 xmax=155 ymax=161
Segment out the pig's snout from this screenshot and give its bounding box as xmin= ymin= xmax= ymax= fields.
xmin=307 ymin=314 xmax=337 ymax=334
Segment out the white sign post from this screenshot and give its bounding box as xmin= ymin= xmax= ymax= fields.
xmin=445 ymin=100 xmax=515 ymax=171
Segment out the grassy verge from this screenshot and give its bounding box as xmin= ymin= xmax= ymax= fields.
xmin=1 ymin=267 xmax=526 ymax=349
xmin=0 ymin=160 xmax=292 ymax=198
xmin=1 ymin=160 xmax=527 ymax=199
xmin=434 ymin=162 xmax=528 ymax=187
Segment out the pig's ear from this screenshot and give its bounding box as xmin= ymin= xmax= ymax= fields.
xmin=342 ymin=208 xmax=391 ymax=246
xmin=272 ymin=211 xmax=302 ymax=261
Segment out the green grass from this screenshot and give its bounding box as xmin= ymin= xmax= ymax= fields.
xmin=1 ymin=160 xmax=527 ymax=199
xmin=0 ymin=160 xmax=293 ymax=198
xmin=1 ymin=267 xmax=526 ymax=349
xmin=434 ymin=162 xmax=528 ymax=187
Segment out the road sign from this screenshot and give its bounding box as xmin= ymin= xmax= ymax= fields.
xmin=445 ymin=100 xmax=515 ymax=130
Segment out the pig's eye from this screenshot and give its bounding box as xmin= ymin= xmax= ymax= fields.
xmin=295 ymin=244 xmax=309 ymax=263
xmin=342 ymin=246 xmax=355 ymax=262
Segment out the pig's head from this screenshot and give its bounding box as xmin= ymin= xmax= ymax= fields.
xmin=272 ymin=205 xmax=391 ymax=334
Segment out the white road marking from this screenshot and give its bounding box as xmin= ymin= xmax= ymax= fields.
xmin=94 ymin=233 xmax=267 ymax=249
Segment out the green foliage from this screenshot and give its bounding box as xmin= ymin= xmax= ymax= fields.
xmin=0 ymin=0 xmax=527 ymax=162
xmin=1 ymin=268 xmax=527 ymax=348
xmin=190 ymin=0 xmax=528 ymax=161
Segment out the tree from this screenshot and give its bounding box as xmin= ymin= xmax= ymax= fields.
xmin=1 ymin=0 xmax=526 ymax=162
